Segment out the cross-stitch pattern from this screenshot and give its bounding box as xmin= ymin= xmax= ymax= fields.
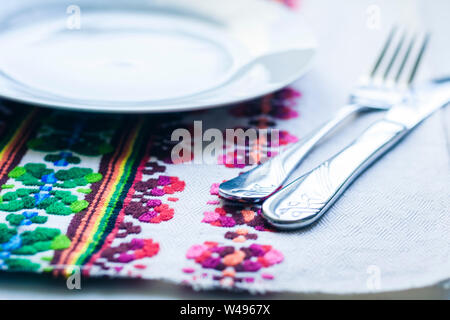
xmin=0 ymin=83 xmax=302 ymax=289
xmin=0 ymin=0 xmax=305 ymax=290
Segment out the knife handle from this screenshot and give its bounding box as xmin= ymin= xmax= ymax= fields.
xmin=262 ymin=119 xmax=408 ymax=229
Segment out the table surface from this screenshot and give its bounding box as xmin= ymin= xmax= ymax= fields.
xmin=1 ymin=0 xmax=449 ymax=299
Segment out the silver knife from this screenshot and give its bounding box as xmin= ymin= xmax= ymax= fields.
xmin=261 ymin=78 xmax=450 ymax=230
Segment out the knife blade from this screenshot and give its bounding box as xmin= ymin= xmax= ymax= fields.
xmin=261 ymin=78 xmax=450 ymax=230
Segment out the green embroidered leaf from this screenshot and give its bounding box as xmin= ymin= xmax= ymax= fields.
xmin=98 ymin=143 xmax=114 ymax=155
xmin=85 ymin=173 xmax=102 ymax=183
xmin=46 ymin=202 xmax=72 ymax=215
xmin=2 ymin=192 xmax=18 ymax=201
xmin=24 ymin=163 xmax=52 ymax=178
xmin=70 ymin=200 xmax=89 ymax=213
xmin=32 ymin=241 xmax=52 ymax=252
xmin=21 ymin=227 xmax=60 ymax=245
xmin=17 ymin=188 xmax=38 ymax=197
xmin=30 ymin=216 xmax=48 ymax=224
xmin=12 ymin=245 xmax=37 ymax=255
xmin=27 ymin=138 xmax=45 ymax=150
xmin=5 ymin=258 xmax=40 ymax=272
xmin=0 ymin=199 xmax=24 ymax=212
xmin=8 ymin=167 xmax=26 ymax=178
xmin=51 ymin=234 xmax=71 ymax=250
xmin=77 ymin=188 xmax=92 ymax=194
xmin=6 ymin=214 xmax=25 ymax=226
xmin=0 ymin=223 xmax=17 ymax=243
xmin=22 ymin=196 xmax=35 ymax=209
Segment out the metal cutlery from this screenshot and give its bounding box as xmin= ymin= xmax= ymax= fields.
xmin=262 ymin=76 xmax=450 ymax=229
xmin=219 ymin=27 xmax=424 ymax=203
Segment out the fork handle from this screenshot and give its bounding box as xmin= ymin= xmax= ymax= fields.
xmin=262 ymin=119 xmax=408 ymax=229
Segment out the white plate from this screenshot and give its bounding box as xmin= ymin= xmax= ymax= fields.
xmin=0 ymin=0 xmax=316 ymax=113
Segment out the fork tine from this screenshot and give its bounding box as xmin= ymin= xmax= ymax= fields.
xmin=370 ymin=26 xmax=397 ymax=78
xmin=407 ymin=32 xmax=430 ymax=84
xmin=382 ymin=30 xmax=407 ymax=80
xmin=394 ymin=32 xmax=416 ymax=83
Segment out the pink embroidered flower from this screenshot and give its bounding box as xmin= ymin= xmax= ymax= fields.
xmin=151 ymin=188 xmax=165 ymax=196
xmin=264 ymin=249 xmax=284 ymax=265
xmin=249 ymin=244 xmax=266 ymax=257
xmin=182 ymin=268 xmax=195 ymax=274
xmin=242 ymin=260 xmax=262 ymax=272
xmin=261 ymin=273 xmax=274 ymax=280
xmin=202 ymin=211 xmax=220 ymax=223
xmin=186 ymin=244 xmax=208 ymax=259
xmin=102 ymin=238 xmax=159 ymax=265
xmin=129 ymin=238 xmax=145 ymax=250
xmin=157 ymin=175 xmax=171 ymax=186
xmin=147 ymin=199 xmax=162 ymax=208
xmin=279 ymin=130 xmax=299 ymax=145
xmin=219 ymin=216 xmax=236 ymax=228
xmin=138 ymin=211 xmax=157 ymax=222
xmin=210 ymin=183 xmax=220 ymax=195
xmin=224 ymin=229 xmax=258 ymax=242
xmin=202 ymin=200 xmax=270 ymax=231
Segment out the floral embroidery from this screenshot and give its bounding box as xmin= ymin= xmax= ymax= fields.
xmin=26 ymin=114 xmax=118 ymax=156
xmin=146 ymin=118 xmax=194 ymax=164
xmin=116 ymin=221 xmax=141 ymax=239
xmin=123 ymin=161 xmax=186 ymax=224
xmin=219 ymin=88 xmax=301 ymax=168
xmin=0 ymin=163 xmax=102 ymax=215
xmin=1 ymin=81 xmax=299 ymax=289
xmin=203 ymin=183 xmax=271 ymax=231
xmin=224 ymin=229 xmax=258 ymax=242
xmin=0 ymin=0 xmax=301 ymax=291
xmin=44 ymin=152 xmax=81 ymax=166
xmin=101 ymin=238 xmax=159 ymax=264
xmin=0 ymin=110 xmax=112 ymax=273
xmin=184 ymin=235 xmax=284 ymax=287
xmin=202 ymin=205 xmax=269 ymax=231
xmin=0 ymin=222 xmax=71 ymax=271
xmin=229 ymin=88 xmax=301 ymax=121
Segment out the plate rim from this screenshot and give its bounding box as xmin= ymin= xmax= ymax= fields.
xmin=0 ymin=0 xmax=317 ymax=113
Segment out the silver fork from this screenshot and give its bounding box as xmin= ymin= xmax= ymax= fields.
xmin=219 ymin=26 xmax=425 ymax=203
